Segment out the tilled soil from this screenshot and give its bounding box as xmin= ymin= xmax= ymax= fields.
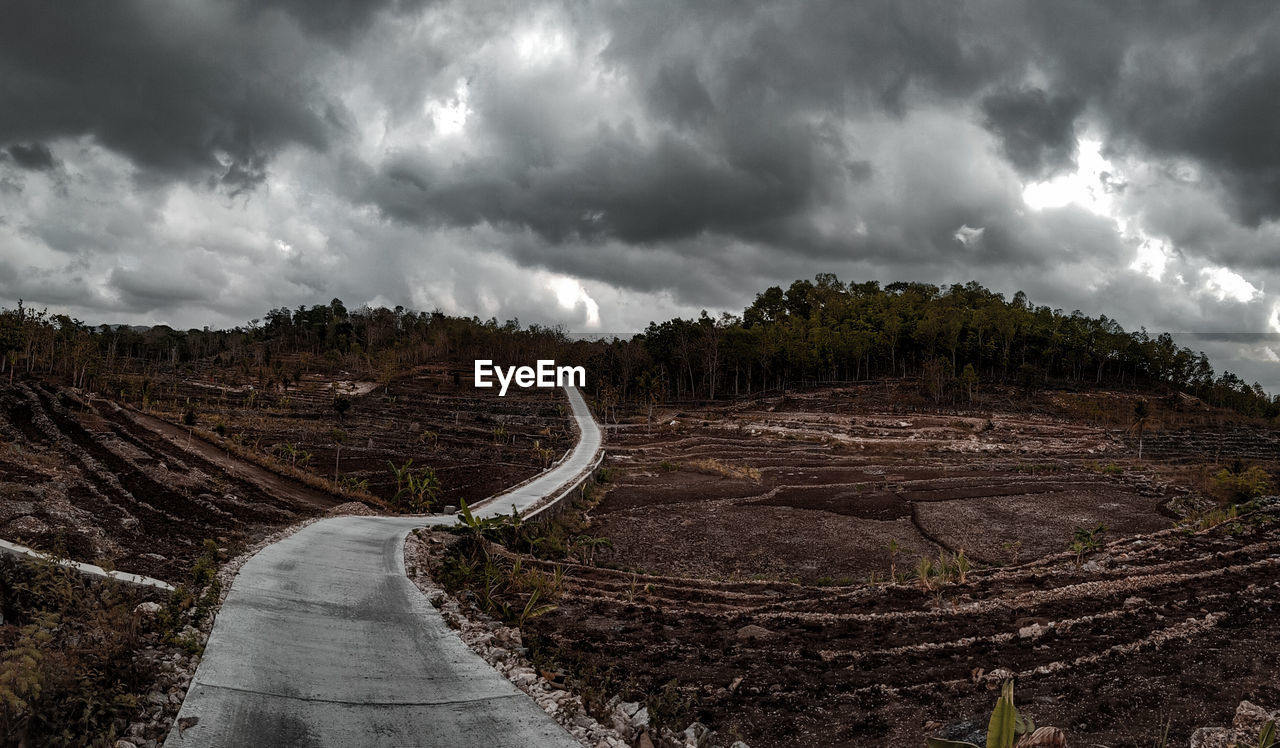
xmin=523 ymin=517 xmax=1280 ymax=747
xmin=0 ymin=381 xmax=337 ymax=581
xmin=140 ymin=365 xmax=571 ymax=508
xmin=518 ymin=388 xmax=1279 ymax=746
xmin=591 ymin=390 xmax=1180 ymax=580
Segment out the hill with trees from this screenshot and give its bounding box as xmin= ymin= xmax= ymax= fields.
xmin=2 ymin=275 xmax=1276 ymax=419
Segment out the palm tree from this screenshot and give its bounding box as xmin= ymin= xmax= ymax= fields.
xmin=886 ymin=539 xmax=901 ymax=581
xmin=1132 ymin=400 xmax=1149 ymax=458
xmin=332 ymin=428 xmax=348 ymax=482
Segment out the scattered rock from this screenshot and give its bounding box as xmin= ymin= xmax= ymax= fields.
xmin=1190 ymin=701 xmax=1280 ymax=748
xmin=733 ymin=624 xmax=779 ymax=641
xmin=1234 ymin=701 xmax=1279 ymax=731
xmin=326 ymin=502 xmax=377 ymax=517
xmin=133 ymin=602 xmax=163 ymax=618
xmin=683 ymin=721 xmax=714 ymax=747
xmin=404 ymin=530 xmax=628 ymax=748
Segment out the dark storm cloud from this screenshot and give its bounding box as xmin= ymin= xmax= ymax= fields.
xmin=367 ymin=121 xmax=829 ymax=246
xmin=1030 ymin=1 xmax=1280 ymax=225
xmin=981 ymin=88 xmax=1084 ymax=179
xmin=5 ymin=143 xmax=55 ymax=171
xmin=237 ymin=0 xmax=432 ymax=46
xmin=0 ymin=1 xmax=338 ymax=193
xmin=361 ymin=0 xmax=1280 ymax=262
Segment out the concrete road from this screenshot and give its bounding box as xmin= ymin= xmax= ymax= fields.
xmin=167 ymin=386 xmax=599 ymax=747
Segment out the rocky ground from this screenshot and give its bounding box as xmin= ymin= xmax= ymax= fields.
xmin=407 ymin=529 xmax=752 ymax=748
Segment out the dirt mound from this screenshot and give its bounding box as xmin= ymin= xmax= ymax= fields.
xmin=327 ymin=501 xmax=379 ymax=516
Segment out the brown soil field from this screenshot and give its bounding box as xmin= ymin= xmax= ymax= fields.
xmin=0 ymin=381 xmax=338 ymax=581
xmin=135 ymin=365 xmax=571 ymax=509
xmin=508 ymin=385 xmax=1280 ymax=747
xmin=590 ymin=387 xmax=1185 ymax=581
xmin=0 ymin=368 xmax=568 ymax=582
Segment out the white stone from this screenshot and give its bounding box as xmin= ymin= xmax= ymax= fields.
xmin=134 ymin=602 xmax=163 ymax=617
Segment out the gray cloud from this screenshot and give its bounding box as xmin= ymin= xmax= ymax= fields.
xmin=5 ymin=143 xmax=55 ymax=171
xmin=0 ymin=1 xmax=339 ymax=193
xmin=981 ymin=87 xmax=1084 ymax=179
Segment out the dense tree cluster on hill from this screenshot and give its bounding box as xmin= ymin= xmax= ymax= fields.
xmin=590 ymin=276 xmax=1279 ymax=419
xmin=2 ymin=276 xmax=1277 ymax=419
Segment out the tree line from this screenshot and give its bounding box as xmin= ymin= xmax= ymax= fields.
xmin=2 ymin=275 xmax=1277 ymax=419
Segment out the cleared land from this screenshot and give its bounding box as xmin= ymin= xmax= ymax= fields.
xmin=0 ymin=370 xmax=568 ymax=582
xmin=501 ymin=385 xmax=1280 ymax=747
xmin=137 ymin=365 xmax=571 ymax=511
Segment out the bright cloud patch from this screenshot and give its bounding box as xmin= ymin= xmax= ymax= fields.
xmin=953 ymin=224 xmax=985 ymax=247
xmin=1021 ymin=137 xmax=1119 ymax=216
xmin=1200 ymin=266 xmax=1262 ymax=303
xmin=547 ymin=275 xmax=601 ymax=328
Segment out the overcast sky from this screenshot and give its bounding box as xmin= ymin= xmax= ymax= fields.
xmin=2 ymin=1 xmax=1278 ymax=390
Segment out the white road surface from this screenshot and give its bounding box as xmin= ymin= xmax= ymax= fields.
xmin=166 ymin=386 xmax=600 ymax=746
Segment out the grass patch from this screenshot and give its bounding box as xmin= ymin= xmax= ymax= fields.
xmin=682 ymin=458 xmax=762 ymax=482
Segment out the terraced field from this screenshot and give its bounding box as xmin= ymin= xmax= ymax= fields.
xmin=0 ymin=381 xmax=336 ymax=580
xmin=503 ymin=387 xmax=1280 ymax=746
xmin=523 ymin=514 xmax=1280 ymax=746
xmin=591 ymin=390 xmax=1184 ymax=581
xmin=138 ymin=365 xmax=571 ymax=509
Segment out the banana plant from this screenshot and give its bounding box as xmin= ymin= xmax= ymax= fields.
xmin=1239 ymin=720 xmax=1278 ymax=748
xmin=926 ymin=681 xmax=1035 ymax=748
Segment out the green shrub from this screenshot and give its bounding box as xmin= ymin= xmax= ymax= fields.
xmin=0 ymin=556 xmax=162 ymax=745
xmin=1211 ymin=465 xmax=1273 ymax=504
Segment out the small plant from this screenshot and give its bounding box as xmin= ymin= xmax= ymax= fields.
xmin=927 ymin=680 xmax=1039 ymax=748
xmin=530 ymin=439 xmax=554 ymax=469
xmin=572 ymin=535 xmax=613 ymax=566
xmin=646 ymin=678 xmax=696 ymax=735
xmin=1001 ymin=540 xmax=1022 ymax=565
xmin=338 ymin=475 xmax=370 ymax=492
xmin=509 ymin=589 xmax=556 ymax=628
xmin=389 ymin=460 xmax=443 ymax=512
xmin=1069 ymin=524 xmax=1107 ymax=564
xmin=915 ymin=556 xmax=934 ymax=591
xmin=954 ymin=549 xmax=971 ymax=584
xmin=1239 ymin=720 xmax=1278 ymax=748
xmin=886 ymin=539 xmax=901 ymax=580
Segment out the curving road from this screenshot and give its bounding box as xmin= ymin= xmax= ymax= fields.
xmin=167 ymin=386 xmax=600 ymax=746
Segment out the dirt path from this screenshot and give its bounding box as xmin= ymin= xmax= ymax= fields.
xmin=113 ymin=405 xmax=342 ymax=512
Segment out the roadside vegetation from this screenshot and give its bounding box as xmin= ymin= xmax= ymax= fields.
xmin=0 ymin=540 xmax=222 ymax=746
